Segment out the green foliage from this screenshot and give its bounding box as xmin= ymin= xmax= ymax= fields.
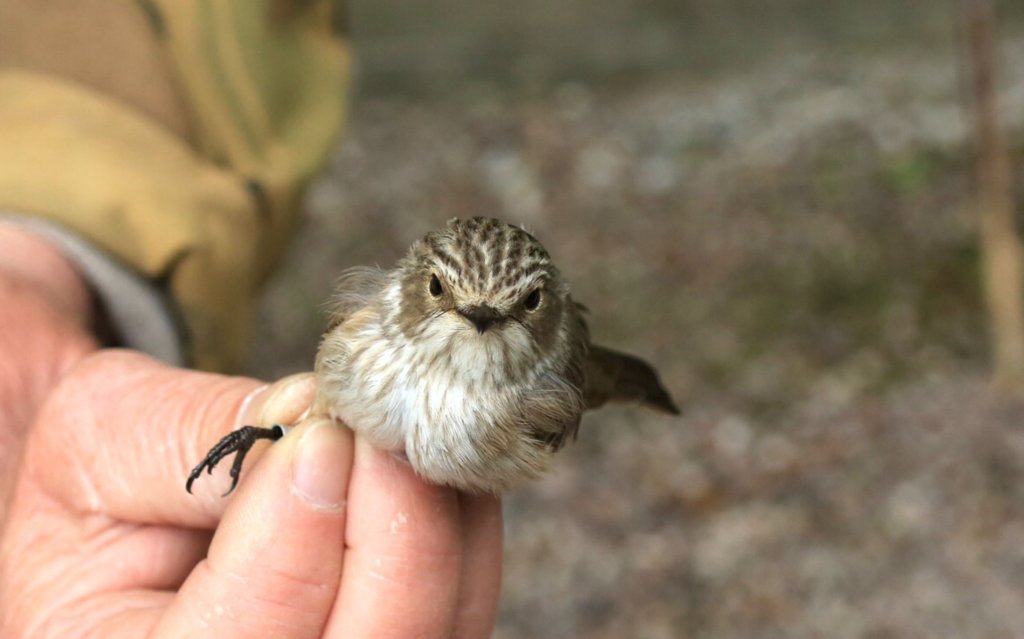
xmin=882 ymin=151 xmax=946 ymax=196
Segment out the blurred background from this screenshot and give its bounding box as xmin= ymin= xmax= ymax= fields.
xmin=247 ymin=2 xmax=1024 ymax=637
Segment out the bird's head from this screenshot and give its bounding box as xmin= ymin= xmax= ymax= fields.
xmin=395 ymin=217 xmax=571 ymax=374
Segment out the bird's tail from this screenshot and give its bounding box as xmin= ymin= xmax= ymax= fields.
xmin=583 ymin=344 xmax=680 ymax=414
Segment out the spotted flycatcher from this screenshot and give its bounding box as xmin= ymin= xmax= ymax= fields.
xmin=188 ymin=217 xmax=677 ymax=494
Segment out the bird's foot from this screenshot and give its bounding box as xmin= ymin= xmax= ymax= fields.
xmin=186 ymin=424 xmax=289 ymax=496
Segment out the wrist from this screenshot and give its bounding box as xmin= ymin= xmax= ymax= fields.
xmin=0 ymin=226 xmax=98 ymax=512
xmin=0 ymin=223 xmax=94 ymax=326
xmin=0 ymin=224 xmax=99 ymax=414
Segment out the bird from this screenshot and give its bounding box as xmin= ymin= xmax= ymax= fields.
xmin=188 ymin=217 xmax=678 ymax=495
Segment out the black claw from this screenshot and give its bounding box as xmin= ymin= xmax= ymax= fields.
xmin=186 ymin=425 xmax=286 ymax=495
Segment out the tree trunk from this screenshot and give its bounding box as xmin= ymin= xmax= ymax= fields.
xmin=964 ymin=0 xmax=1024 ymax=388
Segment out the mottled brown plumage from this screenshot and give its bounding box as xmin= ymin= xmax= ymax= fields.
xmin=189 ymin=217 xmax=677 ymax=496
xmin=313 ymin=217 xmax=678 ymax=493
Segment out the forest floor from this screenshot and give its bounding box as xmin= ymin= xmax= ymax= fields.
xmin=247 ymin=34 xmax=1024 ymax=638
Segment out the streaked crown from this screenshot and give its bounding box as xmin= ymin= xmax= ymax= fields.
xmin=419 ymin=217 xmax=560 ymax=305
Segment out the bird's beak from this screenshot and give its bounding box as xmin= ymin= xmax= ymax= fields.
xmin=458 ymin=304 xmax=504 ymax=334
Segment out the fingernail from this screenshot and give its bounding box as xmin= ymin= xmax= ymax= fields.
xmin=238 ymin=373 xmax=316 ymax=429
xmin=235 ymin=384 xmax=271 ymax=429
xmin=292 ymin=419 xmax=349 ymax=510
xmin=389 ymin=449 xmax=412 ymax=467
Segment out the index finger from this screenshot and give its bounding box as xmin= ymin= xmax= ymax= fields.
xmin=327 ymin=439 xmax=462 ymax=638
xmin=24 ymin=350 xmax=315 ymax=527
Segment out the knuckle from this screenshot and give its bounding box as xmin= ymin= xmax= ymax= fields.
xmin=196 ymin=558 xmax=333 ymax=631
xmin=24 ymin=350 xmax=163 ymax=501
xmin=42 ymin=349 xmax=154 ymax=417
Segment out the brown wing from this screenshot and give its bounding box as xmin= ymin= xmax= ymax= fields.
xmin=583 ymin=344 xmax=680 ymax=414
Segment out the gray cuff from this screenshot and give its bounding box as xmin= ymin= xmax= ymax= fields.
xmin=1 ymin=214 xmax=185 ymax=366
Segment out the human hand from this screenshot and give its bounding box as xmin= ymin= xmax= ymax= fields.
xmin=0 ymin=351 xmax=503 ymax=638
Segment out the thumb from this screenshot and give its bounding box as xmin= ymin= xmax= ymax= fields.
xmin=26 ymin=349 xmax=315 ymax=527
xmin=153 ymin=417 xmax=353 ymax=639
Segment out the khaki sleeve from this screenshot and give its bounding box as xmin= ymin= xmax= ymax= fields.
xmin=0 ymin=0 xmax=350 ymax=371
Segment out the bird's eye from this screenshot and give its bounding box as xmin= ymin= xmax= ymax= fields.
xmin=429 ymin=273 xmax=444 ymax=297
xmin=524 ymin=288 xmax=542 ymax=311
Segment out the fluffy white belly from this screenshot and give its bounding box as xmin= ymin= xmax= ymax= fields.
xmin=320 ymin=320 xmax=552 ymax=492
